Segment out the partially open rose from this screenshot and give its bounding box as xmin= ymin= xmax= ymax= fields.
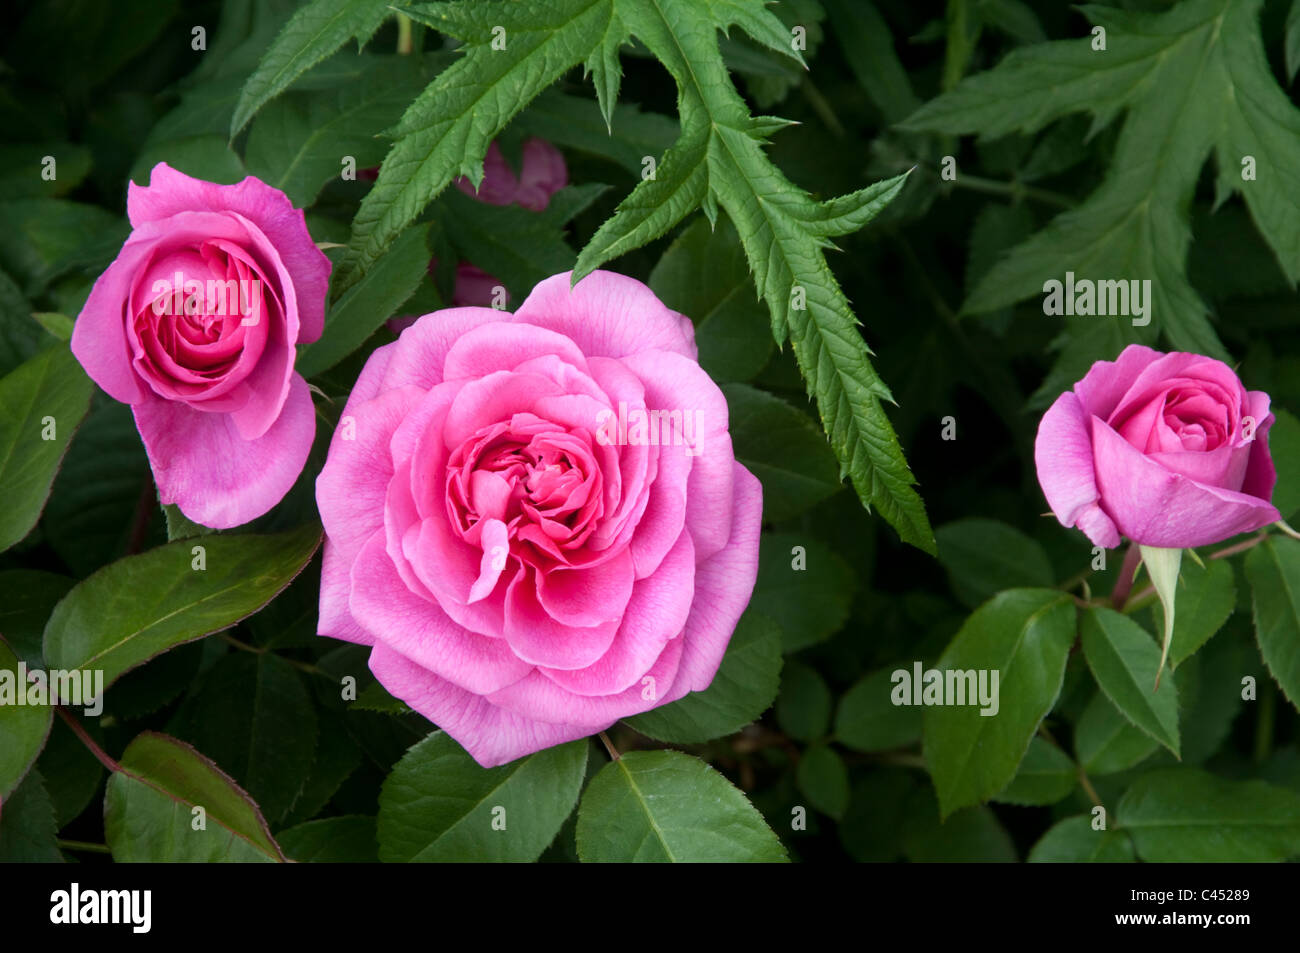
xmin=71 ymin=163 xmax=329 ymax=527
xmin=317 ymin=271 xmax=760 ymax=767
xmin=1035 ymin=345 xmax=1279 ymax=548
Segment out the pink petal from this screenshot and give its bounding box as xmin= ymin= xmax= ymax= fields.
xmin=350 ymin=531 xmax=531 ymax=695
xmin=542 ymin=529 xmax=695 ymax=696
xmin=379 ymin=306 xmax=506 ymax=392
xmin=513 ymin=271 xmax=698 ymax=362
xmin=369 ymin=642 xmax=596 ymax=768
xmin=1035 ymin=390 xmax=1121 ymax=548
xmin=1091 ymin=416 xmax=1279 ymax=547
xmin=1242 ymin=391 xmax=1277 ymax=502
xmin=136 ymin=373 xmax=315 ymax=528
xmin=127 ymin=163 xmax=329 ymax=342
xmin=662 ymin=462 xmax=763 ymax=702
xmin=441 ymin=321 xmax=588 ymax=383
xmin=1073 ymin=344 xmax=1163 ymax=419
xmin=503 ymin=565 xmax=621 ymax=670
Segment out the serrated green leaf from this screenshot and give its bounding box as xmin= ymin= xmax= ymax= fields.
xmin=1028 ymin=815 xmax=1134 ymax=862
xmin=992 ymin=735 xmax=1076 ymax=806
xmin=1163 ymin=556 xmax=1236 ymax=667
xmin=1074 ymin=691 xmax=1158 ymax=775
xmin=922 ymin=589 xmax=1076 ymax=818
xmin=1245 ymin=536 xmax=1300 ymax=711
xmin=1117 ymin=767 xmax=1300 ymax=862
xmin=0 ymin=345 xmax=94 ymax=553
xmin=43 ymin=525 xmax=322 ymax=690
xmin=378 ymin=731 xmax=587 ymax=862
xmin=230 ymin=0 xmax=392 ymax=137
xmin=576 ymin=750 xmax=788 ymax=862
xmin=904 ymin=0 xmax=1300 ymax=360
xmin=105 ymin=732 xmax=286 ymax=862
xmin=624 ymin=611 xmax=781 ymax=744
xmin=1080 ymin=608 xmax=1180 ymax=756
xmin=0 ymin=769 xmax=61 ymax=862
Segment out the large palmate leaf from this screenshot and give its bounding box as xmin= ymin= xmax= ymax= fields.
xmin=903 ymin=0 xmax=1300 ymax=364
xmin=335 ymin=0 xmax=932 ymax=553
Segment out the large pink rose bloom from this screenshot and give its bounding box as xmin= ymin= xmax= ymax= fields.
xmin=317 ymin=271 xmax=761 ymax=767
xmin=1035 ymin=344 xmax=1278 ymax=549
xmin=71 ymin=163 xmax=330 ymax=527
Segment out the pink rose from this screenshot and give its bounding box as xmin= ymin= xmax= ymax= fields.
xmin=454 ymin=138 xmax=568 ymax=211
xmin=1035 ymin=344 xmax=1279 ymax=548
xmin=71 ymin=163 xmax=330 ymax=528
xmin=317 ymin=271 xmax=761 ymax=767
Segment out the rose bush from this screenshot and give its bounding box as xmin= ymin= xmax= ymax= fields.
xmin=317 ymin=270 xmax=761 ymax=766
xmin=70 ymin=162 xmax=329 ymax=528
xmin=1035 ymin=344 xmax=1279 ymax=549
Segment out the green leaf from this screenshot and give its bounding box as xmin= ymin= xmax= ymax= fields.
xmin=722 ymin=384 xmax=842 ymax=521
xmin=43 ymin=400 xmax=153 ymax=576
xmin=904 ymin=0 xmax=1300 ymax=360
xmin=129 ymin=135 xmax=247 ymax=188
xmin=1163 ymin=555 xmax=1236 ymax=667
xmin=277 ymin=815 xmax=378 ymax=862
xmin=230 ymin=0 xmax=392 ymax=136
xmin=105 ymin=732 xmax=287 ymax=862
xmin=43 ymin=525 xmax=322 ymax=690
xmin=514 ymin=90 xmax=677 ymax=176
xmin=624 ymin=611 xmax=781 ymax=744
xmin=0 ymin=636 xmax=52 ymax=800
xmin=901 ymin=785 xmax=1016 ymax=862
xmin=835 ymin=665 xmax=922 ymax=753
xmin=1288 ymin=0 xmax=1300 ymax=84
xmin=1080 ymin=608 xmax=1180 ymax=756
xmin=1028 ymin=815 xmax=1134 ymax=862
xmin=0 ymin=769 xmax=61 ymax=863
xmin=245 ymin=54 xmax=442 ymax=207
xmin=378 ymin=731 xmax=588 ymax=862
xmin=935 ymin=518 xmax=1053 ymax=608
xmin=922 ymin=589 xmax=1076 ymax=818
xmin=796 ymin=744 xmax=850 ymax=820
xmin=1268 ymin=409 xmax=1300 ymax=520
xmin=36 ymin=716 xmax=103 ymax=829
xmin=0 ymin=570 xmax=74 ymax=666
xmin=776 ymin=659 xmax=833 ymax=742
xmin=297 ymin=224 xmax=430 ymax=378
xmin=576 ymin=750 xmax=787 ymax=862
xmin=1117 ymin=767 xmax=1300 ymax=862
xmin=992 ymin=735 xmax=1076 ymax=806
xmin=648 ymin=216 xmax=773 ymax=383
xmin=1074 ymin=691 xmax=1158 ymax=776
xmin=172 ymin=653 xmax=319 ymax=825
xmin=162 ymin=502 xmax=218 ymax=541
xmin=30 ymin=312 xmax=73 ymax=340
xmin=341 ymin=0 xmax=625 ymax=286
xmin=0 ymin=200 xmax=126 ymax=296
xmin=1245 ymin=536 xmax=1300 ymax=711
xmin=0 ymin=345 xmax=94 ymax=553
xmin=750 ymin=532 xmax=854 ymax=652
xmin=823 ymin=0 xmax=919 ymax=124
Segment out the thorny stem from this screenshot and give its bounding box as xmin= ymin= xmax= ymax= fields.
xmin=940 ymin=169 xmax=1076 ymax=210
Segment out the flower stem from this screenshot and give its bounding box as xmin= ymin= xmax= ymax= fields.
xmin=1111 ymin=543 xmax=1141 ymax=610
xmin=598 ymin=731 xmax=620 ymax=762
xmin=56 ymin=707 xmax=119 ymax=774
